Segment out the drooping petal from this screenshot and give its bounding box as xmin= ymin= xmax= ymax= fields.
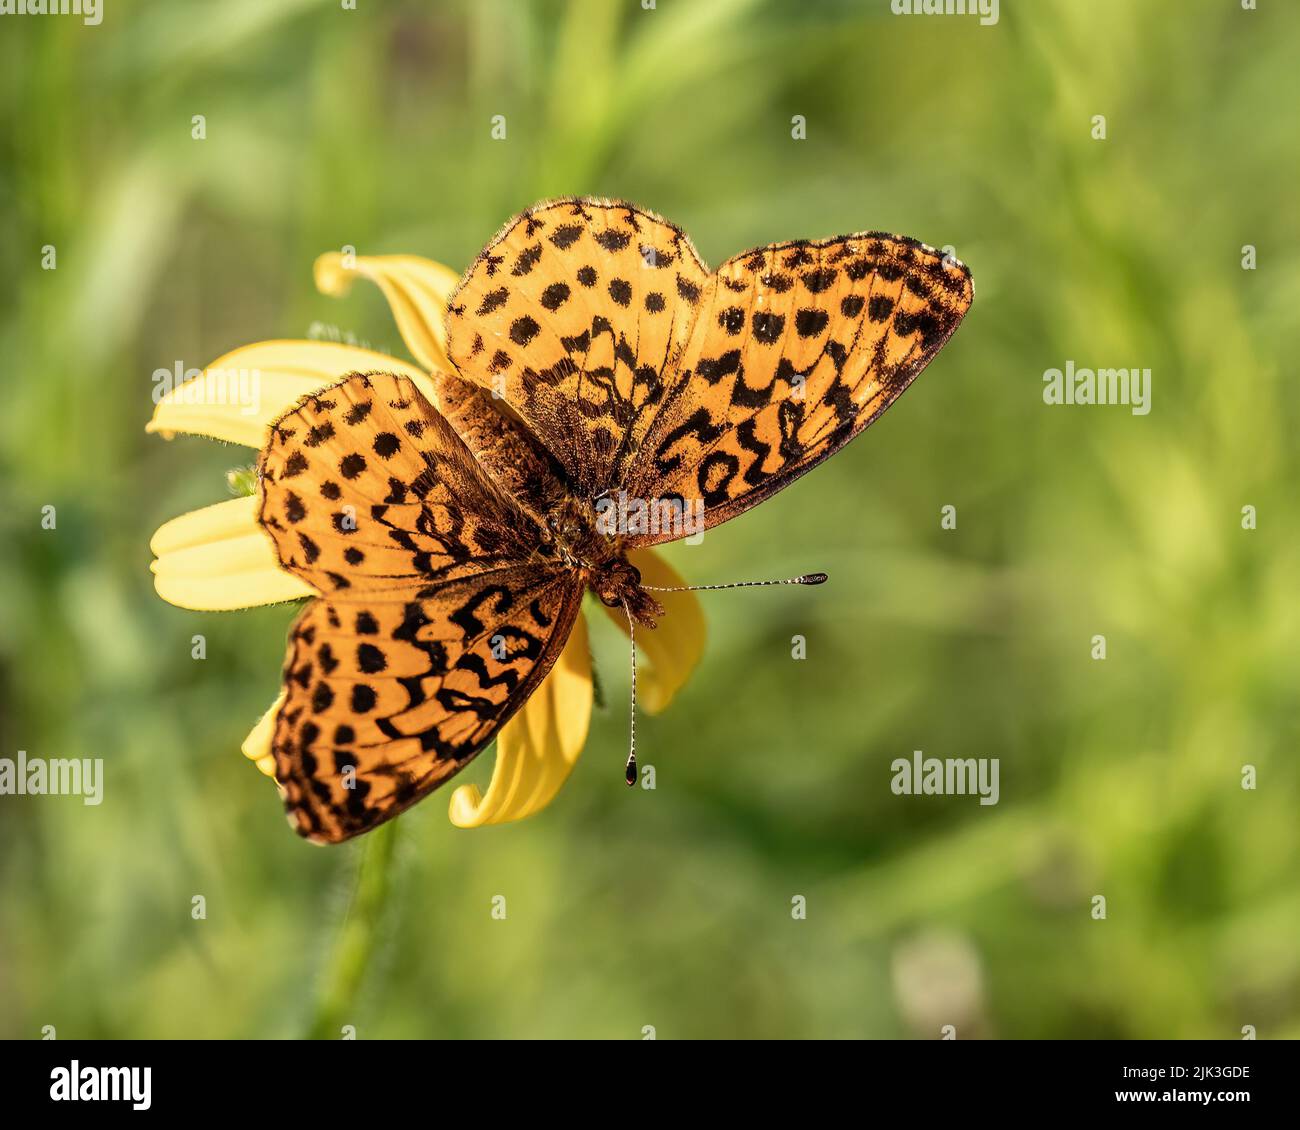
xmin=150 ymin=496 xmax=315 ymax=611
xmin=146 ymin=340 xmax=432 ymax=447
xmin=448 ymin=613 xmax=593 ymax=828
xmin=241 ymin=691 xmax=285 ymax=778
xmin=314 ymin=252 xmax=463 ymax=374
xmin=600 ymin=547 xmax=705 ymax=714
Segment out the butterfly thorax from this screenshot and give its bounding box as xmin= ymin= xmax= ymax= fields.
xmin=543 ymin=495 xmax=665 ymax=627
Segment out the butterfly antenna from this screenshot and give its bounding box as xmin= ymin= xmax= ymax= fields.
xmin=618 ymin=574 xmax=824 ymax=785
xmin=621 ymin=599 xmax=638 ymax=787
xmin=641 ymin=571 xmax=828 ymax=593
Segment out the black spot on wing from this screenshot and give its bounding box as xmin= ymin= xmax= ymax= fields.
xmin=718 ymin=307 xmax=745 ymax=335
xmin=802 ymin=267 xmax=837 ymax=293
xmin=540 ymin=282 xmax=570 ymax=311
xmin=752 ymin=311 xmax=785 ymax=344
xmin=512 ymin=244 xmax=542 ymax=276
xmin=477 ymin=288 xmax=509 ymax=315
xmin=549 ymin=224 xmax=583 ymax=249
xmin=868 ymin=295 xmax=894 ymax=322
xmin=510 ymin=316 xmax=540 ymax=345
xmin=595 ymin=228 xmax=631 ymax=252
xmin=795 ymin=308 xmax=829 ymax=338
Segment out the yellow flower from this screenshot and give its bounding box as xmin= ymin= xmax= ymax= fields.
xmin=148 ymin=251 xmax=704 ymax=829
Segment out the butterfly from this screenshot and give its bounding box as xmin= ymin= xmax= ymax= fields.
xmin=257 ymin=198 xmax=973 ymax=842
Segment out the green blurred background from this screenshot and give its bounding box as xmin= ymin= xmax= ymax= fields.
xmin=2 ymin=0 xmax=1298 ymax=1039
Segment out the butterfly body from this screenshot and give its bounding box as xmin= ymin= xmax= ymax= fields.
xmin=538 ymin=494 xmax=663 ymax=624
xmin=257 ymin=198 xmax=973 ymax=841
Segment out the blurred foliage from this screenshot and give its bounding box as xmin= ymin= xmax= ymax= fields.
xmin=2 ymin=0 xmax=1298 ymax=1039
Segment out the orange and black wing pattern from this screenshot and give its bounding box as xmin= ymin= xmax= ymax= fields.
xmin=258 ymin=372 xmax=583 ymax=842
xmin=445 ymin=198 xmax=710 ymax=497
xmin=626 ymin=232 xmax=973 ymax=541
xmin=444 ymin=198 xmax=972 ymax=541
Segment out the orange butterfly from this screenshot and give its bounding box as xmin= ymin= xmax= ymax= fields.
xmin=257 ymin=198 xmax=973 ymax=842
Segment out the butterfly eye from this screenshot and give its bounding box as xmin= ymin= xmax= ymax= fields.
xmin=599 ymin=592 xmax=622 ymax=608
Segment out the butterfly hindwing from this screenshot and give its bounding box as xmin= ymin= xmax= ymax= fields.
xmin=258 ymin=372 xmax=583 ymax=842
xmin=625 ymin=233 xmax=974 ymax=542
xmin=272 ymin=567 xmax=584 ymax=842
xmin=445 ymin=198 xmax=710 ymax=497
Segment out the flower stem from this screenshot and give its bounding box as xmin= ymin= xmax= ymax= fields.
xmin=306 ymin=820 xmax=399 ymax=1039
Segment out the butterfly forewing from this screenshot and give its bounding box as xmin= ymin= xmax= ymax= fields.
xmin=445 ymin=198 xmax=710 ymax=497
xmin=625 ymin=233 xmax=974 ymax=542
xmin=258 ymin=372 xmax=583 ymax=842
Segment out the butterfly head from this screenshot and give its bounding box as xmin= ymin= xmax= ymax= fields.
xmin=589 ymin=558 xmax=665 ymax=627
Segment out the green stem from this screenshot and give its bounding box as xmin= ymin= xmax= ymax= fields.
xmin=305 ymin=820 xmax=399 ymax=1039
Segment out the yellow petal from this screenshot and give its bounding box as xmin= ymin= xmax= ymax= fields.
xmin=241 ymin=691 xmax=285 ymax=778
xmin=600 ymin=547 xmax=705 ymax=714
xmin=149 ymin=496 xmax=316 ymax=611
xmin=146 ymin=340 xmax=433 ymax=447
xmin=314 ymin=252 xmax=463 ymax=374
xmin=448 ymin=613 xmax=593 ymax=828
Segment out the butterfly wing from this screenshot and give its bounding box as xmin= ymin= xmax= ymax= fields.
xmin=258 ymin=372 xmax=583 ymax=842
xmin=270 ymin=568 xmax=582 ymax=842
xmin=444 ymin=197 xmax=710 ymax=498
xmin=258 ymin=371 xmax=537 ymax=591
xmin=623 ymin=233 xmax=974 ymax=543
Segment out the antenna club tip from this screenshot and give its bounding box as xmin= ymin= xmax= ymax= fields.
xmin=800 ymin=572 xmax=829 ymax=586
xmin=624 ymin=758 xmax=637 ymax=786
